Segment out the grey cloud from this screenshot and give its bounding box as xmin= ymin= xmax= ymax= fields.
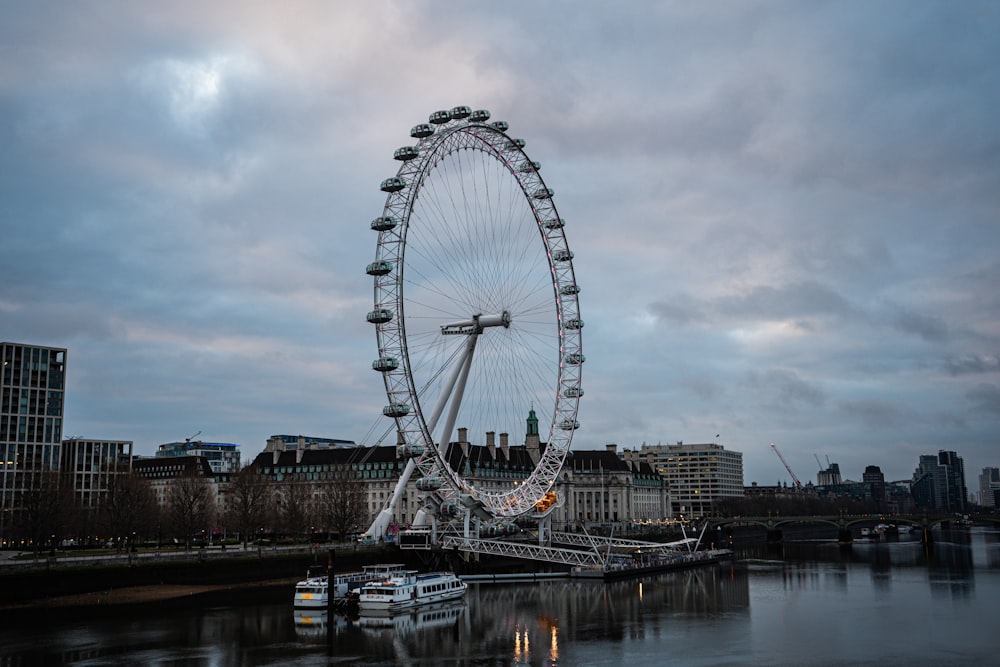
xmin=945 ymin=354 xmax=1000 ymax=376
xmin=837 ymin=398 xmax=909 ymax=429
xmin=888 ymin=308 xmax=948 ymax=343
xmin=967 ymin=383 xmax=1000 ymax=415
xmin=650 ymin=280 xmax=854 ymax=329
xmin=745 ymin=369 xmax=826 ymax=409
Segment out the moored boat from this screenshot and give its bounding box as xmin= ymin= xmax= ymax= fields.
xmin=293 ymin=563 xmax=406 ymax=608
xmin=571 ymin=548 xmax=733 ymax=580
xmin=358 ymin=570 xmax=467 ymax=612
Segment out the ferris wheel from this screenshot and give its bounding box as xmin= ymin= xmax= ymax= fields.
xmin=365 ymin=106 xmax=583 ymax=539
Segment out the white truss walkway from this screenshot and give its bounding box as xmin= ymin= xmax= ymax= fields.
xmin=442 ymin=536 xmax=605 ymax=568
xmin=442 ymin=532 xmax=698 ymax=568
xmin=548 ymin=532 xmax=697 ymax=552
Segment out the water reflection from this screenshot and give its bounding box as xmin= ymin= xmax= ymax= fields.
xmin=0 ymin=530 xmax=997 ymax=665
xmin=309 ymin=564 xmax=749 ymax=665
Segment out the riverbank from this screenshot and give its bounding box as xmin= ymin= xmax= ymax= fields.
xmin=1 ymin=577 xmax=299 ymax=610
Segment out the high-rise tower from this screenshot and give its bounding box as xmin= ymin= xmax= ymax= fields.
xmin=1 ymin=342 xmax=67 ymax=538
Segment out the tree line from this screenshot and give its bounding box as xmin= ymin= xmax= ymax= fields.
xmin=5 ymin=465 xmax=368 ymax=554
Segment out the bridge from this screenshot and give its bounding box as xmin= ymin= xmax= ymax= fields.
xmin=704 ymin=513 xmax=984 ymax=545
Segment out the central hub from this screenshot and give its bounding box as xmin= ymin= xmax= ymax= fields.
xmin=441 ymin=311 xmax=511 ymax=335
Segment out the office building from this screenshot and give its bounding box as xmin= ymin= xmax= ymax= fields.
xmin=60 ymin=438 xmax=133 ymax=510
xmin=156 ymin=440 xmax=240 ymax=474
xmin=1 ymin=342 xmax=67 ymax=541
xmin=640 ymin=442 xmax=744 ymax=518
xmin=978 ymin=467 xmax=1000 ymax=508
xmin=912 ymin=451 xmax=967 ymax=513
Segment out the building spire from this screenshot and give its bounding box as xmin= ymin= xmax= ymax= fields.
xmin=526 ymin=406 xmax=539 ymax=436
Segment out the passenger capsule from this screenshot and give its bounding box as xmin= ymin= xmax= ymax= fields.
xmin=366 ymin=261 xmax=393 ymax=276
xmin=397 ymin=442 xmax=425 ymax=458
xmin=383 ymin=402 xmax=411 ymax=418
xmin=552 ymin=249 xmax=574 ymax=262
xmin=449 ymin=105 xmax=472 ymax=120
xmin=564 ymin=352 xmax=586 ymax=365
xmin=429 ymin=110 xmax=451 ymax=124
xmin=380 ymin=177 xmax=406 ymax=193
xmin=559 ymin=419 xmax=581 ymax=431
xmin=560 ymin=284 xmax=581 ymax=296
xmin=371 ymin=216 xmax=399 ymax=232
xmin=565 ymin=319 xmax=584 ymax=330
xmin=507 ymin=138 xmax=526 ymax=150
xmin=543 ymin=218 xmax=565 ymax=230
xmin=533 ymin=188 xmax=554 ymax=200
xmin=438 ymin=502 xmax=459 ymax=518
xmin=519 ymin=161 xmax=541 ymax=173
xmin=411 ymin=124 xmax=435 ymax=138
xmin=563 ymin=386 xmax=584 ymax=398
xmin=416 ymin=476 xmax=443 ymax=491
xmin=470 ymin=109 xmax=491 ymax=122
xmin=393 ymin=146 xmax=419 ymax=161
xmin=367 ymin=309 xmax=393 ymax=324
xmin=491 ymin=120 xmax=509 ymax=131
xmin=372 ymin=357 xmax=399 ymax=372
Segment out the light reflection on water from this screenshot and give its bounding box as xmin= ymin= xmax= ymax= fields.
xmin=0 ymin=528 xmax=997 ymax=666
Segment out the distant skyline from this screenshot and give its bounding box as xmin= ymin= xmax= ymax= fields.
xmin=2 ymin=2 xmax=998 ymax=486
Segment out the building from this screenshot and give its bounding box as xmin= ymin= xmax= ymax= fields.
xmin=556 ymin=444 xmax=669 ymax=529
xmin=817 ymin=462 xmax=842 ymax=486
xmin=1 ymin=342 xmax=67 ymax=543
xmin=639 ymin=442 xmax=744 ymax=518
xmin=264 ymin=434 xmax=358 ymax=453
xmin=862 ymin=465 xmax=886 ymax=508
xmin=133 ymin=455 xmax=217 ymax=509
xmin=60 ymin=438 xmax=133 ymax=510
xmin=156 ymin=440 xmax=240 ymax=474
xmin=249 ymin=414 xmax=674 ymax=535
xmin=912 ymin=451 xmax=967 ymax=513
xmin=977 ymin=467 xmax=1000 ymax=508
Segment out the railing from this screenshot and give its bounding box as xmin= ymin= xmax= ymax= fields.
xmin=0 ymin=542 xmax=367 ymax=572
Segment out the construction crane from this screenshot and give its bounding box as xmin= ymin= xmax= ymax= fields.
xmin=771 ymin=443 xmax=803 ymax=489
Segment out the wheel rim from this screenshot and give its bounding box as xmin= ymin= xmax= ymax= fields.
xmin=370 ymin=108 xmax=583 ymax=521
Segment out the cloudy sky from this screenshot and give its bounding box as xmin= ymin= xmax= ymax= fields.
xmin=3 ymin=1 xmax=998 ymax=488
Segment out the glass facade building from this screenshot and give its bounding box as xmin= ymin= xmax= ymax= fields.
xmin=60 ymin=438 xmax=134 ymax=509
xmin=1 ymin=342 xmax=67 ymax=506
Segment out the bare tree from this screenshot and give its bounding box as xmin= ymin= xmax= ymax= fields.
xmin=16 ymin=470 xmax=78 ymax=555
xmin=223 ymin=465 xmax=273 ymax=549
xmin=101 ymin=472 xmax=157 ymax=550
xmin=275 ymin=480 xmax=309 ymax=540
xmin=317 ymin=474 xmax=368 ymax=540
xmin=166 ymin=471 xmax=215 ymax=549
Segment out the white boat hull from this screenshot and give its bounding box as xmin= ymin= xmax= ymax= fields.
xmin=358 ymin=570 xmax=467 ymax=613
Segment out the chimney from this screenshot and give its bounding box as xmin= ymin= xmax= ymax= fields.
xmin=458 ymin=427 xmax=468 ymax=443
xmin=486 ymin=431 xmax=496 ymax=458
xmin=296 ymin=445 xmax=304 ymax=464
xmin=606 ymin=443 xmax=618 ymax=454
xmin=499 ymin=432 xmax=509 ymax=458
xmin=272 ymin=449 xmax=279 ymax=465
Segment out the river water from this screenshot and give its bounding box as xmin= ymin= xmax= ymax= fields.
xmin=1 ymin=527 xmax=996 ymax=666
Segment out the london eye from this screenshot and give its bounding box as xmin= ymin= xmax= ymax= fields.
xmin=365 ymin=106 xmax=583 ymax=539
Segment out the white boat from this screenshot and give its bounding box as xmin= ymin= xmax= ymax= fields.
xmin=293 ymin=563 xmax=406 ymax=608
xmin=358 ymin=570 xmax=467 ymax=612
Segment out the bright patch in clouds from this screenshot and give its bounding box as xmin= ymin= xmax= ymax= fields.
xmin=136 ymin=54 xmax=255 ymax=130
